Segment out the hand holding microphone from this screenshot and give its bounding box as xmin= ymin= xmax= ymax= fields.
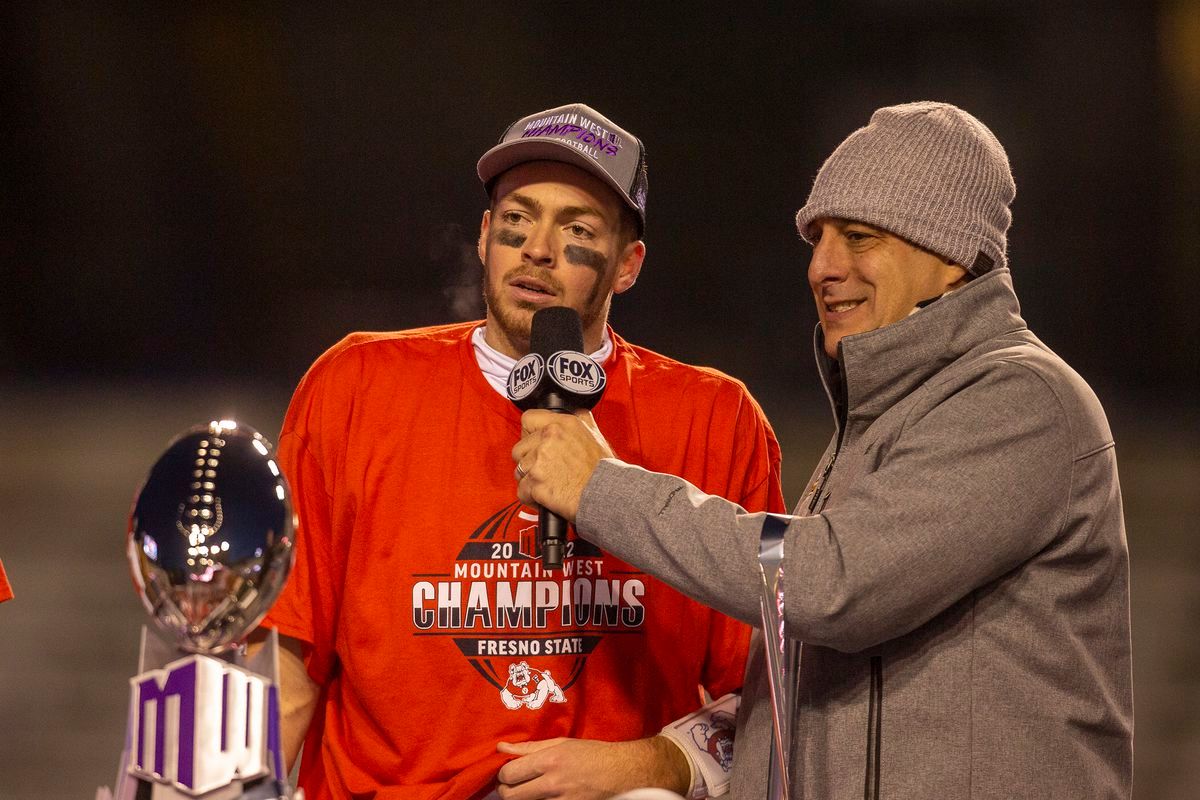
xmin=506 ymin=307 xmax=609 ymax=569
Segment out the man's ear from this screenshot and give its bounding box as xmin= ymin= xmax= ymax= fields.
xmin=945 ymin=262 xmax=969 ymax=291
xmin=478 ymin=210 xmax=491 ymax=265
xmin=612 ymin=239 xmax=646 ymax=294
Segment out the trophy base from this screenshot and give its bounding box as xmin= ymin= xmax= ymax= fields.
xmin=100 ymin=627 xmax=301 ymax=800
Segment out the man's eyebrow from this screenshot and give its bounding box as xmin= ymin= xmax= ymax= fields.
xmin=558 ymin=205 xmax=606 ymax=220
xmin=499 ymin=195 xmax=610 ymax=226
xmin=503 ymin=192 xmax=544 ymax=214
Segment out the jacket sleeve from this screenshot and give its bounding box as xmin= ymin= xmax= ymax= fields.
xmin=576 ymin=360 xmax=1075 ymax=653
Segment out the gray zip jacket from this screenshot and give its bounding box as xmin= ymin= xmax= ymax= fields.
xmin=577 ymin=269 xmax=1133 ymax=798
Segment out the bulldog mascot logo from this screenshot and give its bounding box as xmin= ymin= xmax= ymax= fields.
xmin=690 ymin=709 xmax=736 ymax=772
xmin=500 ymin=661 xmax=567 ymax=710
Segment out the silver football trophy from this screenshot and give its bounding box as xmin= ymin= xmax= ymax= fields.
xmin=100 ymin=420 xmax=300 ymax=800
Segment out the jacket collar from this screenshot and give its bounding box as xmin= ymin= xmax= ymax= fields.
xmin=815 ymin=268 xmax=1027 ymax=438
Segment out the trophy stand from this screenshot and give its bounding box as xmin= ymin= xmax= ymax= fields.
xmin=103 ymin=628 xmax=299 ymax=800
xmin=758 ymin=515 xmax=799 ymax=800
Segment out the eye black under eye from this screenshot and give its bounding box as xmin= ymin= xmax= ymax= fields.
xmin=495 ymin=229 xmax=526 ymax=248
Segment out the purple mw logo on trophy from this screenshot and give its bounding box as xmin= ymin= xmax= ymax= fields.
xmin=103 ymin=420 xmax=298 ymax=800
xmin=130 ymin=656 xmax=281 ymax=794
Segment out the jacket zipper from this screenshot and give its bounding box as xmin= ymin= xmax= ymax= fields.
xmin=806 ymin=450 xmax=837 ymax=514
xmin=809 ymin=352 xmax=850 ymax=515
xmin=864 ymin=655 xmax=883 ymax=799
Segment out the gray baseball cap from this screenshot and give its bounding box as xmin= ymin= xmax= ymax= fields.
xmin=477 ymin=103 xmax=648 ymax=236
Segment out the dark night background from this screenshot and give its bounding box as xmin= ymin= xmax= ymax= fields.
xmin=1 ymin=2 xmax=1197 ymax=798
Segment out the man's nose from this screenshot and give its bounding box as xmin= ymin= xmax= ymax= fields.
xmin=522 ymin=224 xmax=555 ymax=267
xmin=808 ymin=236 xmax=847 ymax=284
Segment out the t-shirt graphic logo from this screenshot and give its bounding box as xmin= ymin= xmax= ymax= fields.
xmin=500 ymin=661 xmax=567 ymax=710
xmin=408 ymin=501 xmax=648 ymax=710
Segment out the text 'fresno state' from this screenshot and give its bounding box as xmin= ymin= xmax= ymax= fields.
xmin=412 ymin=556 xmax=646 ymax=630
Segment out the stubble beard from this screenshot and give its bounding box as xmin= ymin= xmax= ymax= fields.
xmin=481 ymin=245 xmax=613 ymax=355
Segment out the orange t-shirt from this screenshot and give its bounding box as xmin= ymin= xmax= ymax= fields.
xmin=263 ymin=323 xmax=784 ymax=800
xmin=0 ymin=558 xmax=12 ymax=603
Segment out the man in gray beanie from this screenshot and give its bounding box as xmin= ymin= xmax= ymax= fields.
xmin=512 ymin=101 xmax=1133 ymax=798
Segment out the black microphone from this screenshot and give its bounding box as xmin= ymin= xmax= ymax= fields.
xmin=505 ymin=307 xmax=607 ymax=569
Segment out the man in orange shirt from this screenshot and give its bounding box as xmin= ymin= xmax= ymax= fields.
xmin=260 ymin=103 xmax=784 ymax=799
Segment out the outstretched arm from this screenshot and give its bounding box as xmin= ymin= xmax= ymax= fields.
xmin=518 ymin=364 xmax=1079 ymax=650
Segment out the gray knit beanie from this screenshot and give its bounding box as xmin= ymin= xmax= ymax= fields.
xmin=795 ymin=101 xmax=1016 ymax=274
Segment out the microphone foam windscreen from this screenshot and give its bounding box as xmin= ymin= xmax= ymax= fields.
xmin=530 ymin=307 xmax=583 ymax=359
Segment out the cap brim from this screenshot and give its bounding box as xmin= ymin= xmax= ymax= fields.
xmin=477 ymin=139 xmax=642 ymax=228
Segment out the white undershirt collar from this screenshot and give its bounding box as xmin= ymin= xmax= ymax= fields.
xmin=472 ymin=325 xmax=614 ymax=396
